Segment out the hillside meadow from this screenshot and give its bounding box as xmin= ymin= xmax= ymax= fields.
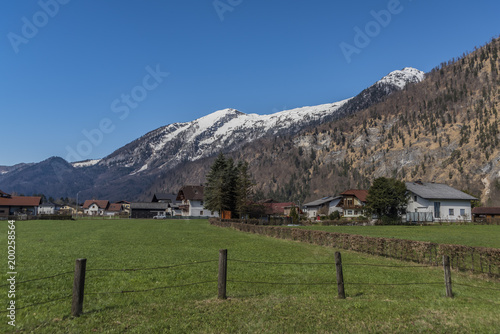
xmin=0 ymin=219 xmax=499 ymax=333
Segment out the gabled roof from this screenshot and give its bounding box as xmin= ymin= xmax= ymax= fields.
xmin=472 ymin=207 xmax=500 ymax=215
xmin=83 ymin=200 xmax=110 ymax=209
xmin=107 ymin=203 xmax=123 ymax=212
xmin=130 ymin=202 xmax=169 ymax=210
xmin=0 ymin=189 xmax=11 ymax=198
xmin=303 ymin=196 xmax=341 ymax=207
xmin=152 ymin=193 xmax=178 ymax=203
xmin=176 ymin=185 xmax=204 ymax=201
xmin=405 ymin=182 xmax=477 ymax=201
xmin=341 ymin=190 xmax=368 ymax=203
xmin=260 ymin=202 xmax=296 ymax=215
xmin=39 ymin=202 xmax=56 ymax=208
xmin=0 ymin=196 xmax=41 ymax=207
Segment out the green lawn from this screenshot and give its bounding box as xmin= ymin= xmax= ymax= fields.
xmin=1 ymin=219 xmax=499 ymax=333
xmin=299 ymin=224 xmax=500 ymax=248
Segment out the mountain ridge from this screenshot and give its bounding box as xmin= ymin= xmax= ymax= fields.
xmin=0 ymin=67 xmax=425 ymax=200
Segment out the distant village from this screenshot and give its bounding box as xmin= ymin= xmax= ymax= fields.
xmin=0 ymin=180 xmax=497 ymax=223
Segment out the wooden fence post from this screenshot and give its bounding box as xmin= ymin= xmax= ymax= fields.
xmin=218 ymin=249 xmax=228 ymax=299
xmin=335 ymin=252 xmax=345 ymax=299
xmin=442 ymin=255 xmax=453 ymax=298
xmin=71 ymin=258 xmax=87 ymax=316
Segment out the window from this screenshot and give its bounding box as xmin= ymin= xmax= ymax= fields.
xmin=200 ymin=210 xmax=203 ymax=216
xmin=414 ymin=195 xmax=418 ymax=202
xmin=449 ymin=208 xmax=454 ymax=216
xmin=460 ymin=209 xmax=465 ymax=216
xmin=434 ymin=202 xmax=441 ymax=218
xmin=347 ymin=210 xmax=353 ymax=215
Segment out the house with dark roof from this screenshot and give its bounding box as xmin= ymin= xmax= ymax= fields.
xmin=130 ymin=202 xmax=170 ymax=219
xmin=83 ymin=200 xmax=110 ymax=216
xmin=0 ymin=190 xmax=41 ymax=218
xmin=152 ymin=193 xmax=182 ymax=216
xmin=303 ymin=196 xmax=342 ymax=219
xmin=152 ymin=193 xmax=178 ymax=203
xmin=339 ymin=189 xmax=369 ymax=218
xmin=38 ymin=202 xmax=59 ymax=215
xmin=176 ymin=185 xmax=218 ymax=217
xmin=405 ymin=181 xmax=477 ymax=222
xmin=471 ymin=207 xmax=500 ymax=222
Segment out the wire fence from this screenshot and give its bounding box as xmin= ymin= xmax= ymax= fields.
xmin=211 ymin=220 xmax=500 ymax=277
xmin=2 ymin=251 xmax=499 ymax=317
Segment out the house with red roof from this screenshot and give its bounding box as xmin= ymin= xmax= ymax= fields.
xmin=0 ymin=190 xmax=41 ymax=218
xmin=472 ymin=207 xmax=500 ymax=222
xmin=338 ymin=189 xmax=369 ymax=218
xmin=83 ymin=200 xmax=110 ymax=216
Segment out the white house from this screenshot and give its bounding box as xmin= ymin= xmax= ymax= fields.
xmin=303 ymin=196 xmax=342 ymax=219
xmin=176 ymin=185 xmax=219 ymax=218
xmin=83 ymin=200 xmax=110 ymax=216
xmin=405 ymin=181 xmax=477 ymax=222
xmin=38 ymin=202 xmax=57 ymax=215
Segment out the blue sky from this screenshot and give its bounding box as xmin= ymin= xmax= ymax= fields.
xmin=1 ymin=0 xmax=499 ymax=165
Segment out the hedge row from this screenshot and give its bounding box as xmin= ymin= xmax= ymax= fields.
xmin=210 ymin=219 xmax=500 ymax=277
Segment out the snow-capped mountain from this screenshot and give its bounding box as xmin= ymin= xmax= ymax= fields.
xmin=377 ymin=67 xmax=425 ymax=89
xmin=100 ymin=100 xmax=351 ymax=175
xmin=101 ymin=67 xmax=425 ymax=176
xmin=0 ymin=67 xmax=425 ymax=200
xmin=333 ymin=67 xmax=425 ymax=120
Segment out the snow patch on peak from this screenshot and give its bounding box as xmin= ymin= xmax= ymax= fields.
xmin=72 ymin=159 xmax=101 ymax=168
xmin=377 ymin=67 xmax=425 ymax=89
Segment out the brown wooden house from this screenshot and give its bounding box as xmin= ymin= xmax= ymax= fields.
xmin=472 ymin=207 xmax=500 ymax=222
xmin=338 ymin=189 xmax=368 ymax=218
xmin=0 ymin=190 xmax=41 ymax=218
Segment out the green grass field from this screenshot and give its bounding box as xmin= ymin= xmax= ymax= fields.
xmin=1 ymin=219 xmax=499 ymax=333
xmin=299 ymin=224 xmax=500 ymax=248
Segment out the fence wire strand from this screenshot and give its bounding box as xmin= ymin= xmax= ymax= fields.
xmin=345 ymin=263 xmax=434 ymax=268
xmin=228 ymin=280 xmax=446 ymax=287
xmin=0 ymin=294 xmax=72 ymax=313
xmin=0 ymin=271 xmax=74 ymax=287
xmin=87 ymin=280 xmax=218 ymax=295
xmin=345 ymin=282 xmax=443 ymax=286
xmin=230 ymin=259 xmax=333 ymax=266
xmin=86 ymin=260 xmax=217 ymax=272
xmin=228 ymin=279 xmax=335 ymax=286
xmin=454 ymin=283 xmax=500 ymax=291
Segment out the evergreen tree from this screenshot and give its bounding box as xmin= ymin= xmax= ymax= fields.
xmin=223 ymin=157 xmax=238 ymax=213
xmin=204 ymin=153 xmax=229 ymax=214
xmin=204 ymin=153 xmax=254 ymax=218
xmin=204 ymin=153 xmax=238 ymax=215
xmin=235 ymin=161 xmax=254 ymax=218
xmin=365 ymin=177 xmax=408 ymax=222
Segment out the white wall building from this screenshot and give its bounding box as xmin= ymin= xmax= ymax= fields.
xmin=176 ymin=185 xmax=219 ymax=218
xmin=38 ymin=202 xmax=56 ymax=215
xmin=303 ymin=196 xmax=342 ymax=219
xmin=83 ymin=200 xmax=109 ymax=216
xmin=405 ymin=181 xmax=477 ymax=222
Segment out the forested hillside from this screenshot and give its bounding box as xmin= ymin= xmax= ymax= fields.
xmin=148 ymin=37 xmax=500 ymax=206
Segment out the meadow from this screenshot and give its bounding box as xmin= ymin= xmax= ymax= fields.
xmin=299 ymin=224 xmax=500 ymax=248
xmin=1 ymin=219 xmax=499 ymax=333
